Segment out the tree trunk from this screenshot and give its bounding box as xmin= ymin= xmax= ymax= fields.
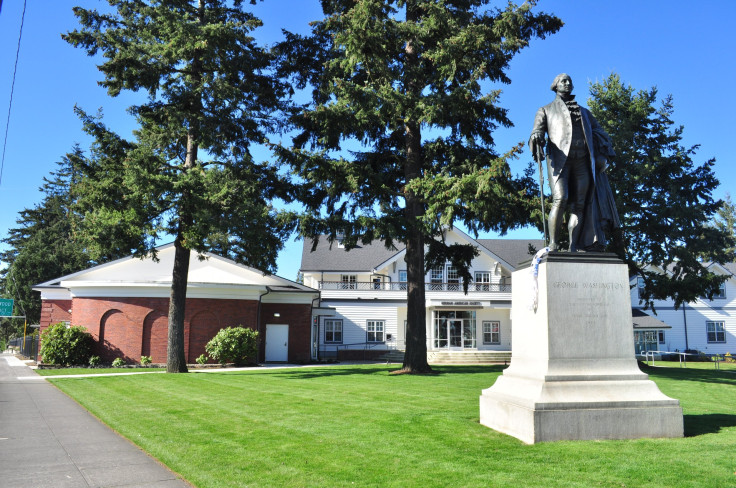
xmin=402 ymin=190 xmax=431 ymax=373
xmin=167 ymin=236 xmax=190 ymax=373
xmin=399 ymin=1 xmax=431 ymax=374
xmin=164 ymin=0 xmax=204 ymax=374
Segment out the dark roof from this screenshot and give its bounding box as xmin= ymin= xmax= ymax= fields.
xmin=300 ymin=237 xmax=403 ymax=272
xmin=300 ymin=235 xmax=546 ymax=272
xmin=477 ymin=239 xmax=546 ymax=270
xmin=632 ymin=309 xmax=671 ymax=329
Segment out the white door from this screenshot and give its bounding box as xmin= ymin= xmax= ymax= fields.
xmin=265 ymin=324 xmax=289 ymax=362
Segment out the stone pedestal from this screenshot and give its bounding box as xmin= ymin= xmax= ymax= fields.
xmin=479 ymin=253 xmax=683 ymax=444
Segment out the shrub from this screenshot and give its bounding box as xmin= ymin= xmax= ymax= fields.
xmin=205 ymin=326 xmax=258 ymax=366
xmin=89 ymin=355 xmax=101 ymax=367
xmin=196 ymin=354 xmax=208 ymax=365
xmin=140 ymin=355 xmax=152 ymax=366
xmin=112 ymin=357 xmax=126 ymax=367
xmin=40 ymin=323 xmax=95 ymax=366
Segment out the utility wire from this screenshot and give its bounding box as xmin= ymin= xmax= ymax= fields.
xmin=0 ymin=0 xmax=27 ymax=187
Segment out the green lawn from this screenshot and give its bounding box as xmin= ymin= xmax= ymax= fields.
xmin=49 ymin=364 xmax=736 ymax=488
xmin=37 ymin=367 xmax=165 ymax=376
xmin=643 ymin=360 xmax=736 ymax=371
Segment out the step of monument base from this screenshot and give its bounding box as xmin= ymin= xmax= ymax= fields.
xmin=479 ymin=374 xmax=684 ymax=444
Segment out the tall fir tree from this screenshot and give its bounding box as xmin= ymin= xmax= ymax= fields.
xmin=588 ymin=73 xmax=734 ymax=309
xmin=64 ymin=0 xmax=290 ymax=372
xmin=1 ymin=149 xmax=93 ymax=332
xmin=275 ymin=0 xmax=561 ymax=372
xmin=710 ymin=193 xmax=736 ymax=256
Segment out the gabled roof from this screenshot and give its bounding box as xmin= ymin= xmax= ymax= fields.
xmin=299 ymin=233 xmax=546 ymax=273
xmin=477 ymin=239 xmax=546 ymax=270
xmin=631 ymin=309 xmax=671 ymax=329
xmin=34 ymin=243 xmax=315 ymax=292
xmin=299 ymin=237 xmax=403 ymax=273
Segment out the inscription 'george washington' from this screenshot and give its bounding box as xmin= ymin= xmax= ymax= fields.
xmin=552 ymin=281 xmax=625 ymax=290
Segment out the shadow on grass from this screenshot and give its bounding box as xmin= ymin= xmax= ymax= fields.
xmin=200 ymin=364 xmax=507 ymax=380
xmin=639 ymin=363 xmax=736 ymax=387
xmin=684 ymin=413 xmax=736 ymax=437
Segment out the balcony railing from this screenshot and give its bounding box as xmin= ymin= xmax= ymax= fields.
xmin=318 ymin=281 xmax=511 ymax=292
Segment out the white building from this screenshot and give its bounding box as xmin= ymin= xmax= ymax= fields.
xmin=630 ymin=263 xmax=736 ymax=356
xmin=303 ymin=229 xmax=735 ymax=361
xmin=301 ymin=229 xmax=543 ymax=360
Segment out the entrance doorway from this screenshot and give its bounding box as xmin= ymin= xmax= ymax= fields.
xmin=266 ymin=324 xmax=289 ymax=362
xmin=434 ymin=311 xmax=476 ymax=349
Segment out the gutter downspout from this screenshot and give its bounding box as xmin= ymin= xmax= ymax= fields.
xmin=257 ymin=286 xmax=272 ymax=362
xmin=310 ymin=295 xmax=321 ymax=361
xmin=682 ymin=303 xmax=689 ymax=351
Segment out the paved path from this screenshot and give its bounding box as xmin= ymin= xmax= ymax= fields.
xmin=0 ymin=353 xmax=192 ymax=487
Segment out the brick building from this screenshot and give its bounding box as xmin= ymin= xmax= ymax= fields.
xmin=34 ymin=244 xmax=318 ymax=364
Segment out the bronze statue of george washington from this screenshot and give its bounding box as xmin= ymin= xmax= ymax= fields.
xmin=529 ymin=73 xmax=619 ymax=252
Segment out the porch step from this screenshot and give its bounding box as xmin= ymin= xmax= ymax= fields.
xmin=378 ymin=351 xmax=406 ymax=363
xmin=427 ymin=351 xmax=511 ymax=365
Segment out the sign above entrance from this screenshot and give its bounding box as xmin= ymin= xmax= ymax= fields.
xmin=430 ymin=300 xmax=486 ymax=309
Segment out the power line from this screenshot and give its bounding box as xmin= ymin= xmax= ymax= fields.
xmin=0 ymin=0 xmax=27 ymax=187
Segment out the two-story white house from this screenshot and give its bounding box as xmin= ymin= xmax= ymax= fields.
xmin=629 ymin=262 xmax=736 ymax=356
xmin=303 ymin=228 xmax=736 ymax=362
xmin=301 ymin=228 xmax=543 ymax=360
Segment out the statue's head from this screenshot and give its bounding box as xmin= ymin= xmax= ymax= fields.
xmin=550 ymin=73 xmax=573 ymax=95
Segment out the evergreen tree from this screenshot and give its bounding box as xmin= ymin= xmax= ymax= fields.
xmin=710 ymin=193 xmax=736 ymax=256
xmin=275 ymin=0 xmax=561 ymax=372
xmin=64 ymin=0 xmax=290 ymax=372
xmin=588 ymin=73 xmax=734 ymax=309
xmin=0 ymin=149 xmax=91 ymax=330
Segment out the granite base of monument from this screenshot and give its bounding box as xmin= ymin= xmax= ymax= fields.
xmin=479 ymin=253 xmax=683 ymax=444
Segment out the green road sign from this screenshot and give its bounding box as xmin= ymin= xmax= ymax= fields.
xmin=0 ymin=298 xmax=13 ymax=317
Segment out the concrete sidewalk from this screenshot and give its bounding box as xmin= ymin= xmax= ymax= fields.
xmin=0 ymin=353 xmax=192 ymax=487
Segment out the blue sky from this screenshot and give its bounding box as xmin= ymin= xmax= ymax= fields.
xmin=0 ymin=1 xmax=733 ymax=282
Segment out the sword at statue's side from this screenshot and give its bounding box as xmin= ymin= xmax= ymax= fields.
xmin=531 ymin=145 xmax=548 ymax=247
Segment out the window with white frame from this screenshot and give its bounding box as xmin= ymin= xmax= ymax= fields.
xmin=637 ymin=276 xmax=645 ymax=299
xmin=399 ymin=270 xmax=407 ymax=290
xmin=367 ymin=320 xmax=385 ymax=342
xmin=430 ymin=267 xmax=444 ymax=290
xmin=341 ymin=274 xmax=357 ymax=290
xmin=658 ymin=330 xmax=666 ymax=344
xmin=707 ymin=321 xmax=726 ymax=343
xmin=447 ymin=265 xmax=459 ymax=291
xmin=324 ymin=319 xmax=343 ymax=343
xmin=482 ymin=321 xmax=500 ymax=345
xmin=475 ymin=271 xmax=491 ymax=291
xmin=702 ymin=282 xmax=726 ymax=300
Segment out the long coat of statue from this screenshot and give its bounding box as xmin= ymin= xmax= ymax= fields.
xmin=530 ymin=94 xmax=618 ymax=251
xmin=530 ymin=94 xmax=604 ymax=191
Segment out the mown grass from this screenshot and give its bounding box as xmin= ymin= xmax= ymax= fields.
xmin=643 ymin=360 xmax=736 ymax=371
xmin=36 ymin=367 xmax=165 ymax=376
xmin=49 ymin=364 xmax=736 ymax=488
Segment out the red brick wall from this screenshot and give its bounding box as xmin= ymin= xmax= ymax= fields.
xmin=53 ymin=296 xmax=310 ymax=364
xmin=260 ymin=303 xmax=313 ymax=363
xmin=39 ymin=299 xmax=72 ymax=331
xmin=38 ymin=299 xmax=72 ymax=362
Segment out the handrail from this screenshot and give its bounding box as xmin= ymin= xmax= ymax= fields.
xmin=637 ymin=349 xmax=729 ymax=369
xmin=318 ymin=281 xmax=511 ymax=292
